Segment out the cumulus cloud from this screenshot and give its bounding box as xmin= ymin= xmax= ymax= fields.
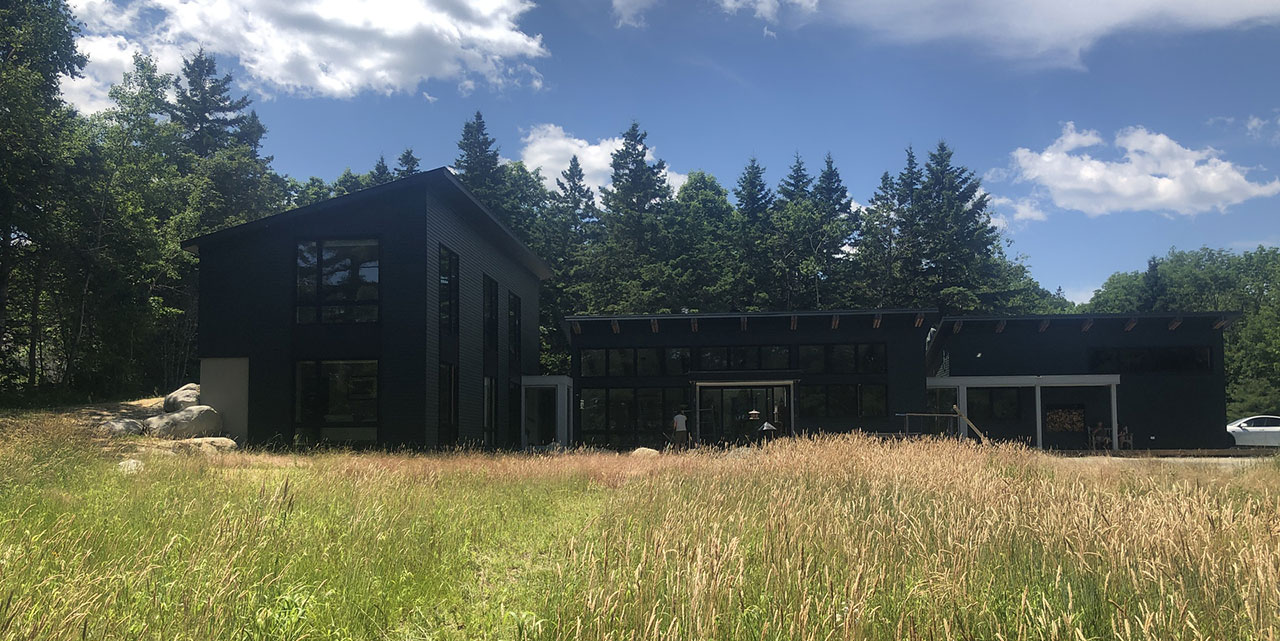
xmin=1009 ymin=122 xmax=1280 ymax=216
xmin=989 ymin=195 xmax=1048 ymax=222
xmin=520 ymin=123 xmax=687 ymax=198
xmin=615 ymin=0 xmax=1280 ymax=67
xmin=64 ymin=0 xmax=547 ymax=112
xmin=611 ymin=0 xmax=662 ymax=26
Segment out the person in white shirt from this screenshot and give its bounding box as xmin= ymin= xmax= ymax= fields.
xmin=672 ymin=409 xmax=689 ymax=450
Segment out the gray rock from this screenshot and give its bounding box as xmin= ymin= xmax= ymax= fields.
xmin=169 ymin=437 xmax=237 ymax=454
xmin=100 ymin=418 xmax=146 ymax=437
xmin=163 ymin=383 xmax=201 ymax=413
xmin=630 ymin=447 xmax=660 ymax=457
xmin=118 ymin=459 xmax=144 ymax=474
xmin=146 ymin=405 xmax=222 ymax=439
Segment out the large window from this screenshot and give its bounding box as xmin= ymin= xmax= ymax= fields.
xmin=636 ymin=348 xmax=663 ymax=376
xmin=608 ymin=348 xmax=635 ymax=377
xmin=968 ymin=387 xmax=1019 ymax=421
xmin=295 ymin=360 xmax=378 ymax=427
xmin=438 ymin=245 xmax=459 ymax=338
xmin=581 ymin=386 xmax=689 ymax=447
xmin=581 ymin=349 xmax=606 ymax=377
xmin=797 ymin=383 xmax=889 ymax=423
xmin=665 ymin=348 xmax=690 ymax=375
xmin=508 ymin=292 xmax=522 ymax=374
xmin=799 ymin=344 xmax=887 ymax=374
xmin=297 ymin=240 xmax=379 ymax=323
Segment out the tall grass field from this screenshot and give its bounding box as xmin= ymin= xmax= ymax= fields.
xmin=1 ymin=409 xmax=1278 ymax=640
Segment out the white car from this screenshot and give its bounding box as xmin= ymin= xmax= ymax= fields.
xmin=1228 ymin=415 xmax=1280 ymax=447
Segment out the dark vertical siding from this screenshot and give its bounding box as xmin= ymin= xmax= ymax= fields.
xmin=197 ymin=179 xmax=541 ymax=447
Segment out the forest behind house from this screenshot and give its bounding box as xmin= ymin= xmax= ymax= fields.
xmin=3 ymin=0 xmax=1278 ymax=417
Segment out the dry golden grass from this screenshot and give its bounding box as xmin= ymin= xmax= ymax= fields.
xmin=1 ymin=408 xmax=1278 ymax=640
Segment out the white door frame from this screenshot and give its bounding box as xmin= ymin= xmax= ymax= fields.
xmin=520 ymin=375 xmax=572 ymax=447
xmin=927 ymin=375 xmax=1121 ymax=450
xmin=693 ymin=379 xmax=797 ymax=442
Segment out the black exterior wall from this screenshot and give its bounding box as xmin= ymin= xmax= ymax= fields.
xmin=186 ymin=169 xmax=546 ymax=446
xmin=565 ymin=310 xmax=936 ymax=447
xmin=930 ymin=314 xmax=1235 ymax=449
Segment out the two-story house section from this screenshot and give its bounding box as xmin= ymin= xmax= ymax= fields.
xmin=183 ymin=167 xmax=550 ymax=447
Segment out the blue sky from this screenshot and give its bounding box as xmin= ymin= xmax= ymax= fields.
xmin=65 ymin=0 xmax=1280 ymax=303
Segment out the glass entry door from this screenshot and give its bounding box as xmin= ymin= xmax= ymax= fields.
xmin=697 ymin=384 xmax=792 ymax=445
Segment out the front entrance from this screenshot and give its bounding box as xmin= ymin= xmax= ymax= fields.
xmin=521 ymin=375 xmax=572 ymax=448
xmin=696 ymin=382 xmax=794 ymax=445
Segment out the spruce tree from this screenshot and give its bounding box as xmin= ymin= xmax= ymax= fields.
xmin=333 ymin=168 xmax=366 ymax=196
xmin=367 ymin=154 xmax=394 ymax=186
xmin=776 ymin=152 xmax=813 ymax=204
xmin=395 ymin=148 xmax=421 ymax=177
xmin=813 ymin=153 xmax=851 ymax=217
xmin=172 ymin=49 xmax=251 ymax=157
xmin=733 ymin=157 xmax=774 ymax=226
xmin=454 ymin=111 xmax=503 ymax=202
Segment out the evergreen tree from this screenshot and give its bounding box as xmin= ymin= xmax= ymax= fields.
xmin=172 ymin=49 xmax=251 ymax=158
xmin=333 ymin=168 xmax=366 ymax=196
xmin=455 ymin=111 xmax=503 ymax=203
xmin=235 ymin=110 xmax=266 ymax=154
xmin=733 ymin=157 xmax=774 ymax=227
xmin=367 ymin=154 xmax=394 ymax=186
xmin=776 ymin=152 xmax=813 ymax=205
xmin=554 ymin=156 xmax=597 ymax=238
xmin=813 ymin=153 xmax=851 ymax=218
xmin=395 ymin=148 xmax=421 ymax=177
xmin=291 ymin=176 xmax=332 ymax=207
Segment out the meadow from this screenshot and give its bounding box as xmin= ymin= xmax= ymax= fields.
xmin=1 ymin=409 xmax=1278 ymax=640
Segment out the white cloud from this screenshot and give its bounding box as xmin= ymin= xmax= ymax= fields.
xmin=64 ymin=0 xmax=547 ymax=113
xmin=1010 ymin=122 xmax=1280 ymax=216
xmin=616 ymin=0 xmax=1280 ymax=67
xmin=611 ymin=0 xmax=661 ymax=26
xmin=989 ymin=195 xmax=1048 ymax=222
xmin=520 ymin=123 xmax=687 ymax=198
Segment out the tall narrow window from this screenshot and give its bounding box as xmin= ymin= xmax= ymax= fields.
xmin=437 ymin=363 xmax=458 ymax=445
xmin=295 ymin=360 xmax=379 ymax=436
xmin=483 ymin=375 xmax=496 ymax=447
xmin=483 ymin=275 xmax=498 ymax=360
xmin=508 ymin=292 xmax=522 ymax=374
xmin=438 ymin=245 xmax=459 ymax=339
xmin=296 ymin=240 xmax=379 ymax=323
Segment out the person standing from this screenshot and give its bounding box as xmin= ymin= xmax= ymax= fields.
xmin=672 ymin=408 xmax=689 ymax=450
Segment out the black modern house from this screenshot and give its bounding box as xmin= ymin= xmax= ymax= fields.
xmin=563 ymin=310 xmax=938 ymax=448
xmin=926 ymin=313 xmax=1236 ymax=450
xmin=564 ymin=310 xmax=1236 ymax=450
xmin=183 ymin=167 xmax=550 ymax=446
xmin=183 ymin=170 xmax=1237 ymax=451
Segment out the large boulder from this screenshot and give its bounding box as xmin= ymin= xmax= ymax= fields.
xmin=100 ymin=418 xmax=146 ymax=437
xmin=145 ymin=405 xmax=222 ymax=439
xmin=168 ymin=437 xmax=238 ymax=454
xmin=630 ymin=447 xmax=660 ymax=458
xmin=163 ymin=383 xmax=201 ymax=413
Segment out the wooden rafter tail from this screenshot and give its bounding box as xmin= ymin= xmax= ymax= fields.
xmin=873 ymin=313 xmax=882 ymax=329
xmin=740 ymin=316 xmax=747 ymax=331
xmin=830 ymin=314 xmax=840 ymax=330
xmin=1081 ymin=318 xmax=1093 ymax=332
xmin=610 ymin=319 xmax=620 ymax=334
xmin=994 ymin=319 xmax=1006 ymax=334
xmin=690 ymin=318 xmax=699 ymax=333
xmin=1038 ymin=319 xmax=1050 ymax=333
xmin=952 ymin=320 xmax=963 ymax=334
xmin=650 ymin=318 xmax=659 ymax=334
xmin=789 ymin=315 xmax=798 ymax=330
xmin=1124 ymin=317 xmax=1138 ymax=332
xmin=914 ymin=313 xmax=924 ymax=327
xmin=571 ymin=320 xmax=582 ymax=335
xmin=1167 ymin=317 xmax=1181 ymax=331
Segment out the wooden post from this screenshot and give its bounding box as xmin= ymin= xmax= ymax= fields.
xmin=953 ymin=404 xmax=985 ymax=442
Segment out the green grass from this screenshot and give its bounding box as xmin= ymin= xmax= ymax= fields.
xmin=1 ymin=411 xmax=1278 ymax=640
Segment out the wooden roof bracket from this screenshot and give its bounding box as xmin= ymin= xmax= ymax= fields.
xmin=1168 ymin=317 xmax=1182 ymax=331
xmin=830 ymin=315 xmax=840 ymax=330
xmin=691 ymin=318 xmax=699 ymax=333
xmin=650 ymin=319 xmax=659 ymax=333
xmin=995 ymin=319 xmax=1006 ymax=334
xmin=952 ymin=320 xmax=963 ymax=334
xmin=1213 ymin=316 xmax=1232 ymax=330
xmin=1081 ymin=318 xmax=1093 ymax=332
xmin=789 ymin=315 xmax=798 ymax=330
xmin=1038 ymin=319 xmax=1050 ymax=333
xmin=914 ymin=313 xmax=925 ymax=327
xmin=873 ymin=314 xmax=882 ymax=329
xmin=571 ymin=321 xmax=582 ymax=335
xmin=740 ymin=316 xmax=748 ymax=331
xmin=610 ymin=319 xmax=620 ymax=334
xmin=1124 ymin=318 xmax=1138 ymax=332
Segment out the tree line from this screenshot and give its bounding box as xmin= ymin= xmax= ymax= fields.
xmin=2 ymin=0 xmax=1276 ymax=416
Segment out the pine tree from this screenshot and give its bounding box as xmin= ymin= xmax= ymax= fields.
xmin=554 ymin=155 xmax=597 ymax=238
xmin=454 ymin=111 xmax=503 ymax=203
xmin=733 ymin=157 xmax=774 ymax=226
xmin=813 ymin=153 xmax=850 ymax=217
xmin=367 ymin=154 xmax=394 ymax=186
xmin=235 ymin=110 xmax=266 ymax=155
xmin=172 ymin=49 xmax=251 ymax=157
xmin=395 ymin=148 xmax=421 ymax=177
xmin=776 ymin=152 xmax=813 ymax=204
